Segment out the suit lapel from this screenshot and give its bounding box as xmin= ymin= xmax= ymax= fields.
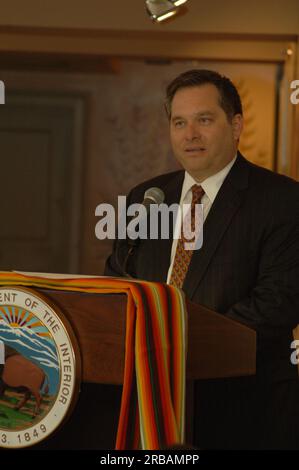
xmin=183 ymin=154 xmax=250 ymax=299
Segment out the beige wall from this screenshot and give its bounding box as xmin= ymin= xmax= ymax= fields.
xmin=0 ymin=0 xmax=299 ymax=35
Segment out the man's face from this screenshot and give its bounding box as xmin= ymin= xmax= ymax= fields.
xmin=169 ymin=84 xmax=243 ymax=182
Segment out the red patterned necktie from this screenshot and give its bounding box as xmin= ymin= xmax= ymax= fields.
xmin=169 ymin=184 xmax=205 ymax=288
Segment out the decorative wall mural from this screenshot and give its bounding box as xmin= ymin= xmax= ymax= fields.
xmin=235 ymin=76 xmax=275 ymax=170
xmin=96 ymin=60 xmax=277 ymax=201
xmin=90 ymin=60 xmax=277 ymax=273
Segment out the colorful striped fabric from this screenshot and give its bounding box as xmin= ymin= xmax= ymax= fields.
xmin=0 ymin=272 xmax=187 ymax=450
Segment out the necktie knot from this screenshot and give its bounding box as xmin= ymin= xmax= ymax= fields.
xmin=191 ymin=184 xmax=205 ymax=206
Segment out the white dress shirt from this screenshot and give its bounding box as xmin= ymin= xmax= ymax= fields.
xmin=166 ymin=156 xmax=237 ymax=283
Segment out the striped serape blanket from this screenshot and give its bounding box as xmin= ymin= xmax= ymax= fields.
xmin=0 ymin=272 xmax=187 ymax=450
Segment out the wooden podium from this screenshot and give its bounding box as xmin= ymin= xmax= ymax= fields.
xmin=0 ymin=284 xmax=256 ymax=449
xmin=29 ymin=286 xmax=256 ymax=449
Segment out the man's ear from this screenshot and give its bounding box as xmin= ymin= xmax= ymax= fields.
xmin=232 ymin=114 xmax=243 ymax=140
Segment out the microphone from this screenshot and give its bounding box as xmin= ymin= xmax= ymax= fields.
xmin=135 ymin=186 xmax=165 ymax=218
xmin=120 ymin=187 xmax=165 ymax=277
xmin=127 ymin=187 xmax=165 ymax=241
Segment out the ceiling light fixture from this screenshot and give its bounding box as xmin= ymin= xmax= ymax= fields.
xmin=145 ymin=0 xmax=189 ymax=23
xmin=171 ymin=0 xmax=188 ymax=6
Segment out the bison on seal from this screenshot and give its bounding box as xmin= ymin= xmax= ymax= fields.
xmin=0 ymin=352 xmax=49 ymax=416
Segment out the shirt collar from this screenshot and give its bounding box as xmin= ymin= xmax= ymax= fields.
xmin=181 ymin=155 xmax=237 ymax=204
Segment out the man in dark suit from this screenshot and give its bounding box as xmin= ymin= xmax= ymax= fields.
xmin=104 ymin=69 xmax=299 ymax=449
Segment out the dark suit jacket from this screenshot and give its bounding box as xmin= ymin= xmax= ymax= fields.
xmin=105 ymin=153 xmax=299 ymax=447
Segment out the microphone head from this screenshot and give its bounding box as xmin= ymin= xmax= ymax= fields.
xmin=143 ymin=187 xmax=165 ymax=205
xmin=126 ymin=186 xmax=165 ymax=243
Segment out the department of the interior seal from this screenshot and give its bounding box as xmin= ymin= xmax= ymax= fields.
xmin=0 ymin=287 xmax=81 ymax=448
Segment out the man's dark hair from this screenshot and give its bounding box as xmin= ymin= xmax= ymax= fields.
xmin=165 ymin=69 xmax=243 ymax=121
